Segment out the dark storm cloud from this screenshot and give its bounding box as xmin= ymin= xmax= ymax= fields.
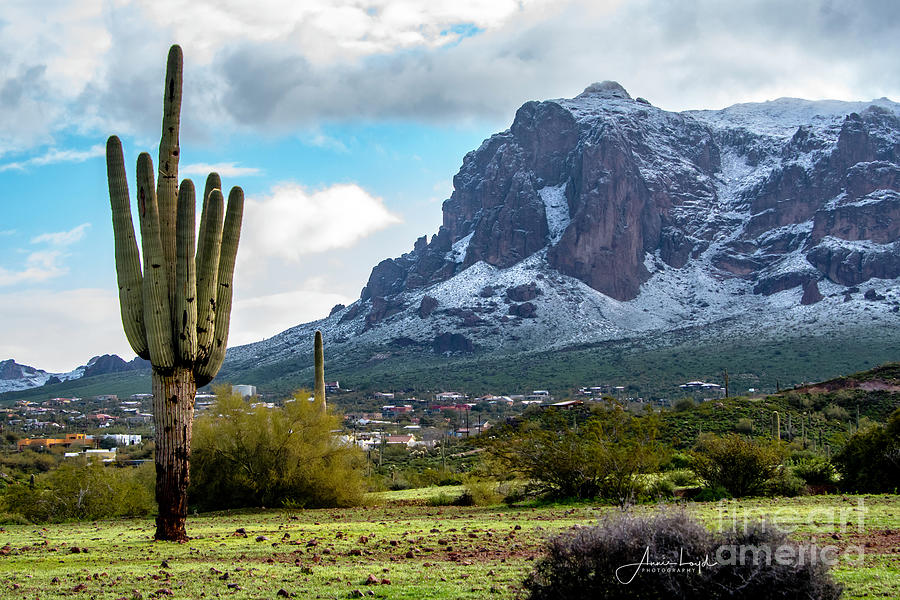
xmin=213 ymin=0 xmax=900 ymax=130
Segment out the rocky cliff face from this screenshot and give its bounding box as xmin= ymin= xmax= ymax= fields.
xmin=227 ymin=84 xmax=900 ymax=372
xmin=358 ymin=82 xmax=900 ymax=316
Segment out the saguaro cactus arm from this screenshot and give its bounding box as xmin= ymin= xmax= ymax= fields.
xmin=107 ymin=136 xmax=148 ymax=360
xmin=175 ymin=179 xmax=197 ymax=363
xmin=157 ymin=44 xmax=183 ymax=309
xmin=195 ymin=188 xmax=223 ymax=366
xmin=136 ymin=152 xmax=175 ymax=369
xmin=198 ymin=186 xmax=243 ymax=385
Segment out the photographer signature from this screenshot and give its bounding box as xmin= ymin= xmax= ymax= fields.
xmin=616 ymin=547 xmax=718 ymax=584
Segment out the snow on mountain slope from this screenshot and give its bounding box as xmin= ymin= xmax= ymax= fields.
xmin=227 ymin=83 xmax=900 ymax=376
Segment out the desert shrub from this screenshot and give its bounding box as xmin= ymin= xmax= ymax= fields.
xmin=833 ymin=407 xmax=900 ymax=493
xmin=498 ymin=480 xmax=528 ymax=505
xmin=666 ymin=468 xmax=698 ymax=487
xmin=823 ymin=403 xmax=849 ymax=421
xmin=459 ymin=476 xmax=502 ymax=506
xmin=763 ymin=466 xmax=804 ymax=497
xmin=426 ymin=491 xmax=459 ymax=506
xmin=790 ymin=457 xmax=837 ymax=486
xmin=641 ymin=476 xmax=676 ymax=500
xmin=673 ymin=398 xmax=695 ymax=412
xmin=408 ymin=467 xmax=462 ymax=488
xmin=713 ymin=521 xmax=843 ymax=600
xmin=691 ymin=434 xmax=785 ymax=497
xmin=0 ymin=450 xmax=59 ymax=475
xmin=0 ymin=512 xmax=29 ymax=525
xmin=1 ymin=461 xmax=154 ymax=523
xmin=189 ymin=387 xmax=366 ymax=510
xmin=488 ymin=402 xmax=662 ymax=505
xmin=694 ymin=484 xmax=730 ymax=501
xmin=523 ymin=511 xmax=842 ymax=600
xmin=735 ymin=417 xmax=753 ymax=434
xmin=661 ymin=452 xmax=692 ymax=470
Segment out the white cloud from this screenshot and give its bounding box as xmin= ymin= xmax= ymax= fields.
xmin=2 ymin=0 xmax=898 ymax=155
xmin=230 ymin=282 xmax=353 ymax=346
xmin=0 ymin=287 xmax=134 ymax=372
xmin=240 ymin=182 xmax=402 ymax=263
xmin=303 ymin=132 xmax=349 ymax=153
xmin=0 ymin=223 xmax=92 ymax=286
xmin=0 ymin=144 xmax=104 ymax=172
xmin=180 ymin=162 xmax=262 ymax=177
xmin=30 ymin=223 xmax=92 ymax=246
xmin=0 ymin=250 xmax=68 ymax=286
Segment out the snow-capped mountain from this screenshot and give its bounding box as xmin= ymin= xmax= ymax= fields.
xmin=226 ymin=82 xmax=900 ymax=375
xmin=0 ymin=355 xmax=149 ymax=394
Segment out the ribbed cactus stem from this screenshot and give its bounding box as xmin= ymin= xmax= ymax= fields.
xmin=314 ymin=330 xmax=326 ymax=410
xmin=106 ymin=136 xmax=148 ymax=359
xmin=195 ymin=173 xmax=221 ymax=276
xmin=197 ymin=186 xmax=243 ymax=385
xmin=157 ymin=44 xmax=183 ymax=324
xmin=774 ymin=411 xmax=780 ymax=441
xmin=175 ymin=179 xmax=197 ymax=363
xmin=136 ymin=152 xmax=175 ymax=368
xmin=195 ymin=189 xmax=224 ymax=366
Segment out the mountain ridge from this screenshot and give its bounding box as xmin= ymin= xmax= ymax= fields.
xmin=0 ymin=355 xmax=150 ymax=394
xmin=225 ymin=83 xmax=900 ymax=385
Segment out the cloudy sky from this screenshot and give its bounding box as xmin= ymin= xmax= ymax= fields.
xmin=1 ymin=0 xmax=898 ymax=372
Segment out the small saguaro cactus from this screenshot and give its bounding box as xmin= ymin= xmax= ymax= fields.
xmin=107 ymin=45 xmax=243 ymax=542
xmin=773 ymin=411 xmax=781 ymax=441
xmin=314 ymin=330 xmax=326 ymax=411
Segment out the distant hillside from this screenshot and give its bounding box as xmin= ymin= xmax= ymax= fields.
xmin=659 ymin=362 xmax=900 ymax=449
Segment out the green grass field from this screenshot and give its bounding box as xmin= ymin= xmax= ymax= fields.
xmin=1 ymin=493 xmax=897 ymax=599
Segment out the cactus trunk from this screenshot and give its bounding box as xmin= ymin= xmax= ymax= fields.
xmin=314 ymin=330 xmax=326 ymax=410
xmin=152 ymin=367 xmax=195 ymax=542
xmin=107 ymin=45 xmax=243 ymax=541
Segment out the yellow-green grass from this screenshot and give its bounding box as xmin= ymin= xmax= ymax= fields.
xmin=368 ymin=485 xmax=466 ymax=503
xmin=0 ymin=495 xmax=897 ymax=599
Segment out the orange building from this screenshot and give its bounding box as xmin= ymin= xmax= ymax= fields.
xmin=17 ymin=433 xmax=93 ymax=451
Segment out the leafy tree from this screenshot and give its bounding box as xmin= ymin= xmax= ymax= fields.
xmin=2 ymin=461 xmax=154 ymax=523
xmin=189 ymin=387 xmax=365 ymax=510
xmin=833 ymin=407 xmax=900 ymax=493
xmin=488 ymin=402 xmax=662 ymax=504
xmin=690 ymin=434 xmax=785 ymax=497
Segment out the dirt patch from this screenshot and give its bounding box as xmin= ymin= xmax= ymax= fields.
xmin=857 ymin=381 xmax=900 ymax=392
xmin=803 ymin=529 xmax=900 ymax=554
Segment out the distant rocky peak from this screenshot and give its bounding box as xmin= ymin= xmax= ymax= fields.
xmin=346 ymin=84 xmax=900 ymax=333
xmin=578 ymin=81 xmax=631 ymax=100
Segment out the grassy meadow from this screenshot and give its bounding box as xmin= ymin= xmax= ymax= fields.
xmin=0 ymin=492 xmax=897 ymax=599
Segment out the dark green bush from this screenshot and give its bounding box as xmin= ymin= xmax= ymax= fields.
xmin=673 ymin=398 xmax=695 ymax=412
xmin=488 ymin=402 xmax=662 ymax=505
xmin=763 ymin=466 xmax=804 ymax=497
xmin=790 ymin=457 xmax=837 ymax=486
xmin=691 ymin=434 xmax=785 ymax=497
xmin=523 ymin=511 xmax=842 ymax=600
xmin=833 ymin=408 xmax=900 ymax=493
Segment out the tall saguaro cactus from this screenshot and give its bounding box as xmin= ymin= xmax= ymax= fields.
xmin=314 ymin=330 xmax=326 ymax=411
xmin=106 ymin=45 xmax=243 ymax=542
